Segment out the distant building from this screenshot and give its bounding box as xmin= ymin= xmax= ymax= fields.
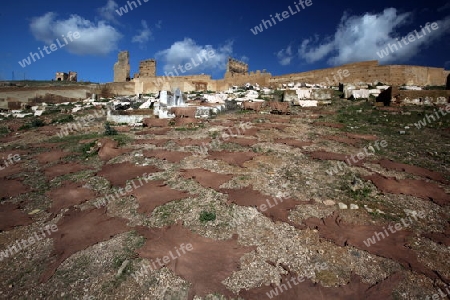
xmin=55 ymin=71 xmax=77 ymax=82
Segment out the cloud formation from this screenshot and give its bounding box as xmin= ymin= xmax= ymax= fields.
xmin=276 ymin=45 xmax=294 ymax=66
xmin=30 ymin=12 xmax=122 ymax=55
xmin=155 ymin=38 xmax=233 ymax=74
xmin=98 ymin=0 xmax=119 ymax=23
xmin=132 ymin=20 xmax=153 ymax=48
xmin=278 ymin=8 xmax=450 ymax=66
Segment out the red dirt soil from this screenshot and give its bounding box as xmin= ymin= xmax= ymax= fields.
xmin=134 ymin=128 xmax=172 ymax=135
xmin=40 ymin=207 xmax=130 ymax=283
xmin=43 ymin=163 xmax=93 ymax=180
xmin=142 ymin=118 xmax=169 ymax=127
xmin=0 ymin=163 xmax=25 ymax=178
xmin=422 ymin=222 xmax=450 ymax=246
xmin=313 ymin=122 xmax=345 ymax=128
xmin=207 ymin=151 xmax=258 ymax=167
xmin=180 ymin=168 xmax=233 ymax=190
xmin=135 ymin=221 xmax=256 ymax=300
xmin=220 ymin=185 xmax=309 ymax=229
xmin=142 ymin=149 xmax=191 ymax=163
xmin=345 ymin=133 xmax=378 ymax=141
xmin=97 ymin=138 xmax=130 ymax=161
xmin=127 ymin=180 xmax=195 ymax=215
xmin=96 ymin=162 xmax=161 ymax=188
xmin=304 ymin=212 xmax=449 ymax=284
xmin=308 ymin=151 xmax=366 ymax=166
xmin=224 ymin=137 xmax=258 ymax=147
xmin=174 ymin=117 xmax=201 ymax=126
xmin=173 ymin=138 xmax=212 ymax=147
xmin=266 ymin=116 xmax=291 ymax=123
xmin=274 ymin=138 xmax=313 ymax=148
xmin=322 ymin=135 xmax=360 ymax=146
xmin=35 ymin=150 xmax=73 ymax=164
xmin=234 ymin=127 xmax=260 ymax=137
xmin=375 ymin=159 xmax=448 ymax=184
xmin=133 ymin=139 xmax=170 ymax=146
xmin=45 ymin=181 xmax=97 ymax=214
xmin=363 ymin=173 xmax=450 ymax=206
xmin=28 ymin=142 xmax=62 ymax=149
xmin=240 ymin=271 xmax=403 ymax=300
xmin=257 ymin=123 xmax=289 ymax=131
xmin=0 ymin=203 xmax=33 ymax=231
xmin=0 ymin=178 xmax=31 ymax=198
xmin=0 ymin=150 xmax=29 ymax=158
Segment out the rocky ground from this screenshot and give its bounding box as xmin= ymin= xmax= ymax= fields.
xmin=0 ymin=99 xmax=449 ymax=300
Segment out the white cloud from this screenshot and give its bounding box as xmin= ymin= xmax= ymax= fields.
xmin=30 ymin=12 xmax=122 ymax=55
xmin=98 ymin=0 xmax=119 ymax=23
xmin=276 ymin=45 xmax=294 ymax=66
xmin=132 ymin=20 xmax=152 ymax=48
xmin=294 ymin=8 xmax=450 ymax=66
xmin=155 ymin=38 xmax=233 ymax=74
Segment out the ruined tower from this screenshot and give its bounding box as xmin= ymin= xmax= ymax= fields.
xmin=113 ymin=51 xmax=130 ymax=82
xmin=225 ymin=57 xmax=248 ymax=78
xmin=138 ymin=59 xmax=157 ymax=78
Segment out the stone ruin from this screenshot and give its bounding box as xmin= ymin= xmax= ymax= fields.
xmin=114 ymin=51 xmax=131 ymax=82
xmin=55 ymin=71 xmax=77 ymax=82
xmin=225 ymin=58 xmax=248 ymax=77
xmin=137 ymin=59 xmax=156 ymax=78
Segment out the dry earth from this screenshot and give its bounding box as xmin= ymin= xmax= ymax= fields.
xmin=0 ymin=100 xmax=449 ymax=300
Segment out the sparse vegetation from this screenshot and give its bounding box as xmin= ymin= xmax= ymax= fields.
xmin=2 ymin=93 xmax=449 ymax=300
xmin=19 ymin=118 xmax=45 ymax=130
xmin=104 ymin=122 xmax=118 ymax=135
xmin=199 ymin=211 xmax=216 ymax=222
xmin=80 ymin=141 xmax=97 ymax=158
xmin=51 ymin=114 xmax=74 ymax=124
xmin=0 ymin=126 xmax=9 ymax=136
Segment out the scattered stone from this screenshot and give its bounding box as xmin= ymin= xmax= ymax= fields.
xmin=350 ymin=204 xmax=359 ymax=210
xmin=323 ymin=200 xmax=336 ymax=206
xmin=28 ymin=209 xmax=41 ymax=215
xmin=338 ymin=202 xmax=348 ymax=209
xmin=364 ymin=205 xmax=374 ymax=212
xmin=116 ymin=259 xmax=129 ymax=277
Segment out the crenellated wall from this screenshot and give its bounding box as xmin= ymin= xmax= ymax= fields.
xmin=269 ymin=61 xmax=447 ymax=87
xmin=129 ymin=56 xmax=447 ymax=95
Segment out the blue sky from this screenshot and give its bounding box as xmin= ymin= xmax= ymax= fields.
xmin=1 ymin=0 xmax=449 ymax=83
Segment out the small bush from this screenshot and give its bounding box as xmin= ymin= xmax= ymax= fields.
xmin=0 ymin=127 xmax=9 ymax=136
xmin=199 ymin=211 xmax=216 ymax=223
xmin=104 ymin=122 xmax=117 ymax=135
xmin=19 ymin=118 xmax=45 ymax=130
xmin=52 ymin=115 xmax=74 ymax=124
xmin=80 ymin=141 xmax=97 ymax=158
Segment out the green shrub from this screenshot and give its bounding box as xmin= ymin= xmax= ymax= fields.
xmin=51 ymin=115 xmax=74 ymax=124
xmin=199 ymin=211 xmax=216 ymax=223
xmin=19 ymin=118 xmax=45 ymax=130
xmin=104 ymin=122 xmax=117 ymax=135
